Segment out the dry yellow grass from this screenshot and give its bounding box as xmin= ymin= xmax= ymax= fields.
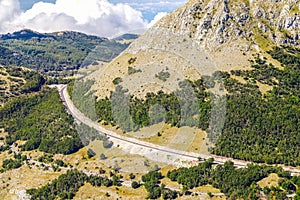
xmin=262 ymin=52 xmax=284 ymax=70
xmin=173 ymin=190 xmax=225 ymax=200
xmin=191 ymin=185 xmax=221 ymax=193
xmin=231 ymin=72 xmax=274 ymax=94
xmin=55 ymin=140 xmax=164 ymax=174
xmin=141 ymin=124 xmax=179 ymax=146
xmin=0 ymin=165 xmax=63 ymax=199
xmin=161 ymin=165 xmax=176 ymax=176
xmin=136 ymin=125 xmax=209 ymax=154
xmin=104 ymin=122 xmax=210 ymax=156
xmin=0 ymin=135 xmax=219 ymax=200
xmin=167 ymin=127 xmax=198 ymax=151
xmin=0 ymin=151 xmax=12 ymax=168
xmin=231 ymin=75 xmax=247 ymax=84
xmin=101 ymin=123 xmax=124 ymax=135
xmin=256 ymin=81 xmax=273 ymax=94
xmin=0 ymin=67 xmax=27 ymax=106
xmin=127 ymin=123 xmax=165 ymax=139
xmin=186 ymin=129 xmax=208 ymax=154
xmin=74 ymin=183 xmax=148 ymax=200
xmin=0 ymin=67 xmax=26 ymax=88
xmin=257 ymin=173 xmax=281 ymax=188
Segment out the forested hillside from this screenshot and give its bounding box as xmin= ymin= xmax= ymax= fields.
xmin=95 ymin=47 xmax=300 ymax=166
xmin=0 ymin=30 xmax=129 ymax=77
xmin=213 ymin=47 xmax=300 ymax=166
xmin=0 ymin=65 xmax=85 ymax=155
xmin=0 ymin=66 xmax=45 ymax=106
xmin=0 ymin=88 xmax=83 ymax=154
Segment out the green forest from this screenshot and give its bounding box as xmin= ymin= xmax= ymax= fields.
xmin=27 ymin=169 xmax=119 ymax=200
xmin=0 ymin=30 xmax=129 ymax=77
xmin=0 ymin=88 xmax=83 ymax=154
xmin=0 ymin=66 xmax=111 ymax=157
xmin=213 ymin=47 xmax=300 ymax=166
xmin=96 ymin=79 xmax=211 ymax=132
xmin=166 ymin=159 xmax=299 ymax=199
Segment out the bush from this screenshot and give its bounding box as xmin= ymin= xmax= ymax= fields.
xmin=100 ymin=153 xmax=106 ymax=160
xmin=103 ymin=139 xmax=113 ymax=148
xmin=128 ymin=66 xmax=142 ymax=75
xmin=155 ymin=71 xmax=170 ymax=82
xmin=2 ymin=159 xmax=22 ymax=170
xmin=129 ymin=173 xmax=136 ymax=179
xmin=55 ymin=160 xmax=67 ymax=167
xmin=38 ymin=154 xmax=54 ymax=163
xmin=87 ymin=148 xmax=96 ymax=158
xmin=131 ymin=181 xmax=140 ymax=189
xmin=112 ymin=77 xmax=122 ymax=85
xmin=27 ymin=169 xmax=115 ymax=199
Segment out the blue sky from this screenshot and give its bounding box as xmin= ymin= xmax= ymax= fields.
xmin=20 ymin=0 xmax=55 ymax=10
xmin=0 ymin=0 xmax=187 ymax=37
xmin=20 ymin=0 xmax=186 ymax=21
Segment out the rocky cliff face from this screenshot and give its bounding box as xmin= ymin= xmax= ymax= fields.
xmin=252 ymin=0 xmax=300 ymax=45
xmin=153 ymin=0 xmax=300 ymax=48
xmin=93 ymin=0 xmax=300 ymax=99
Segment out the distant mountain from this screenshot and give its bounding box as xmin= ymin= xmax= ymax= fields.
xmin=114 ymin=33 xmax=139 ymax=41
xmin=0 ymin=30 xmax=132 ymax=77
xmin=0 ymin=29 xmax=54 ymax=40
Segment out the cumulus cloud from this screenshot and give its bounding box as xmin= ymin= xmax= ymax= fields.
xmin=0 ymin=0 xmax=21 ymax=32
xmin=147 ymin=12 xmax=167 ymax=28
xmin=0 ymin=0 xmax=149 ymax=37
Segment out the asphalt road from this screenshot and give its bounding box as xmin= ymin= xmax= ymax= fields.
xmin=56 ymin=84 xmax=300 ymax=175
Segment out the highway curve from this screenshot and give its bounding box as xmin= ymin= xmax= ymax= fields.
xmin=56 ymin=84 xmax=300 ymax=175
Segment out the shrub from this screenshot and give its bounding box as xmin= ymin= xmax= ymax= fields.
xmin=131 ymin=181 xmax=140 ymax=189
xmin=87 ymin=148 xmax=96 ymax=158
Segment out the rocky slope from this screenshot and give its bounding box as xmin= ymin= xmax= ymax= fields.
xmin=93 ymin=0 xmax=300 ymax=99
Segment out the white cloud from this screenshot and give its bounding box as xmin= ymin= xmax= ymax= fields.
xmin=147 ymin=12 xmax=167 ymax=28
xmin=0 ymin=0 xmax=149 ymax=37
xmin=0 ymin=0 xmax=21 ymax=32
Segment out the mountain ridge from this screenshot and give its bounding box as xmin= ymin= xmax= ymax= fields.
xmin=0 ymin=29 xmax=132 ymax=77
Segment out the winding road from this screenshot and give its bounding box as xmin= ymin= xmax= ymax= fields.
xmin=55 ymin=84 xmax=300 ymax=175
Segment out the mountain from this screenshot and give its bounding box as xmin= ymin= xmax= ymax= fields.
xmin=0 ymin=29 xmax=54 ymax=40
xmin=94 ymin=0 xmax=300 ymax=99
xmin=92 ymin=0 xmax=300 ymax=166
xmin=0 ymin=29 xmax=131 ymax=77
xmin=114 ymin=33 xmax=139 ymax=41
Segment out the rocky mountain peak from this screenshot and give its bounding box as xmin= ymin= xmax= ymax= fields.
xmin=152 ymin=0 xmax=300 ymax=48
